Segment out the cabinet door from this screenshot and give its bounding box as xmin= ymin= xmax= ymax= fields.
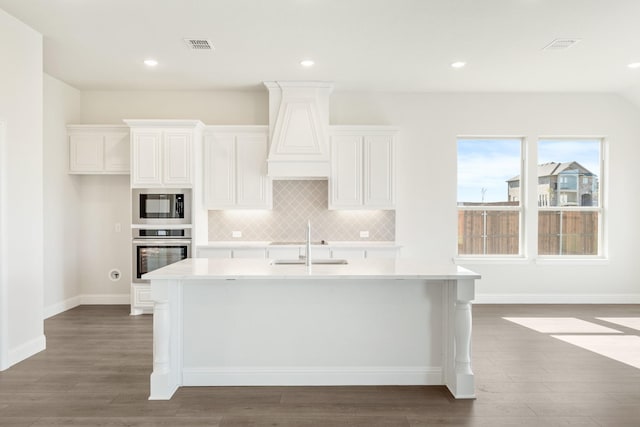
xmin=232 ymin=248 xmax=266 ymax=258
xmin=267 ymin=247 xmax=300 ymax=260
xmin=198 ymin=248 xmax=233 ymax=258
xmin=364 ymin=135 xmax=394 ymax=208
xmin=365 ymin=248 xmax=399 ymax=259
xmin=204 ymin=133 xmax=236 ymax=208
xmin=132 ymin=130 xmax=162 ymax=186
xmin=303 ymin=247 xmax=331 ymax=259
xmin=104 ymin=131 xmax=130 ymax=172
xmin=331 ymin=248 xmax=365 ymax=259
xmin=163 ymin=131 xmax=192 ymax=186
xmin=69 ymin=134 xmax=104 ymax=172
xmin=236 ymin=134 xmax=271 ymax=208
xmin=329 ymin=135 xmax=362 ymax=209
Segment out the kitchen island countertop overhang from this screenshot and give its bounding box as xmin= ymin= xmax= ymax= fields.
xmin=144 ymin=258 xmax=480 ymax=400
xmin=142 ymin=257 xmax=480 ymax=281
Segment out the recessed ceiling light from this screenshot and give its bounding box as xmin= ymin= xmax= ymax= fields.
xmin=451 ymin=61 xmax=466 ymax=69
xmin=144 ymin=59 xmax=158 ymax=67
xmin=300 ymin=59 xmax=315 ymax=67
xmin=628 ymin=62 xmax=640 ymax=69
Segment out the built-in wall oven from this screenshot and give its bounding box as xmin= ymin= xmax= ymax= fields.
xmin=132 ymin=227 xmax=192 ymax=283
xmin=132 ymin=188 xmax=192 ymax=225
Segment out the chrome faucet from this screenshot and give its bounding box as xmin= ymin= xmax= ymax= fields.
xmin=305 ymin=220 xmax=311 ymax=266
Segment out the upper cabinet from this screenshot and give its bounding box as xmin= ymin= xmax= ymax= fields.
xmin=125 ymin=120 xmax=204 ymax=188
xmin=67 ymin=125 xmax=130 ymax=174
xmin=204 ymin=126 xmax=272 ymax=209
xmin=329 ymin=126 xmax=398 ymax=210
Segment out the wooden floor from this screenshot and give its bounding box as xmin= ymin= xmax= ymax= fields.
xmin=1 ymin=304 xmax=639 ymax=426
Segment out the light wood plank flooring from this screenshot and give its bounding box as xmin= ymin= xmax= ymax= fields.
xmin=1 ymin=304 xmax=639 ymax=426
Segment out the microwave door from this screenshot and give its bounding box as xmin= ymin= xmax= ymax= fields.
xmin=144 ymin=196 xmax=172 ymax=219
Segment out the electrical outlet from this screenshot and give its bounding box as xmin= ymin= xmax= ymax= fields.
xmin=360 ymin=231 xmax=369 ymax=238
xmin=232 ymin=231 xmax=242 ymax=238
xmin=114 ymin=223 xmax=121 ymax=233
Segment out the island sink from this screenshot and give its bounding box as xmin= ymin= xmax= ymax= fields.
xmin=271 ymin=259 xmax=348 ymax=265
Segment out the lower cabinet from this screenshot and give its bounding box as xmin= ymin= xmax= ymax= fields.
xmin=330 ymin=248 xmax=366 ymax=259
xmin=197 ymin=247 xmax=266 ymax=258
xmin=267 ymin=247 xmax=300 ymax=259
xmin=302 ymin=247 xmax=332 ymax=259
xmin=131 ymin=284 xmax=153 ymax=315
xmin=365 ymin=248 xmax=400 ymax=258
xmin=232 ymin=248 xmax=266 ymax=258
xmin=198 ymin=248 xmax=232 ymax=258
xmin=199 ymin=245 xmax=399 ymax=260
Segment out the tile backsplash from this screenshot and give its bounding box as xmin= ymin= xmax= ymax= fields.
xmin=208 ymin=180 xmax=395 ymax=242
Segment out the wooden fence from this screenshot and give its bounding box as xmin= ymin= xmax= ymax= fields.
xmin=458 ymin=209 xmax=598 ymax=255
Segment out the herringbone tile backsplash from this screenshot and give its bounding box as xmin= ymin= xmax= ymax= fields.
xmin=208 ymin=180 xmax=395 ymax=241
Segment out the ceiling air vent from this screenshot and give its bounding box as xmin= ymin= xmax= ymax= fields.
xmin=543 ymin=38 xmax=581 ymax=50
xmin=183 ymin=39 xmax=214 ymax=50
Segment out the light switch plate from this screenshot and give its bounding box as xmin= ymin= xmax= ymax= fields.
xmin=232 ymin=231 xmax=242 ymax=238
xmin=360 ymin=231 xmax=369 ymax=238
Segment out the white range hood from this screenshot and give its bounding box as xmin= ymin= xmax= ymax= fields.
xmin=264 ymin=81 xmax=334 ymax=179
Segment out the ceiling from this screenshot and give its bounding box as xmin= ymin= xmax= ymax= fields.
xmin=2 ymin=0 xmax=640 ymax=95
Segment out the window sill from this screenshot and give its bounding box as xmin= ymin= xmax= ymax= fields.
xmin=454 ymin=257 xmax=530 ymax=265
xmin=535 ymin=257 xmax=609 ymax=265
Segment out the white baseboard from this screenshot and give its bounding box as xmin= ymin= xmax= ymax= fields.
xmin=7 ymin=334 xmax=46 ymax=369
xmin=182 ymin=366 xmax=442 ymax=386
xmin=79 ymin=294 xmax=129 ymax=305
xmin=474 ymin=293 xmax=640 ymax=304
xmin=44 ymin=296 xmax=82 ymax=319
xmin=44 ymin=294 xmax=130 ymax=319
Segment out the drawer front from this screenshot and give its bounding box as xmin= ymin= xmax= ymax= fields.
xmin=133 ymin=285 xmax=153 ymax=307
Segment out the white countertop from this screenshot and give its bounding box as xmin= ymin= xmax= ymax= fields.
xmin=143 ymin=257 xmax=480 ymax=281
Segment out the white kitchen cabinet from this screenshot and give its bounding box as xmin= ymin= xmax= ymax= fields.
xmin=204 ymin=126 xmax=271 ymax=209
xmin=163 ymin=132 xmax=193 ymax=185
xmin=131 ymin=130 xmax=162 ymax=185
xmin=365 ymin=247 xmax=400 ymax=258
xmin=199 ymin=243 xmax=399 ymax=261
xmin=267 ymin=247 xmax=300 ymax=259
xmin=68 ymin=125 xmax=129 ymax=174
xmin=131 ymin=284 xmax=153 ymax=315
xmin=329 ymin=126 xmax=397 ymax=209
xmin=197 ymin=247 xmax=266 ymax=258
xmin=126 ymin=120 xmax=204 ymax=188
xmin=198 ymin=248 xmax=233 ymax=258
xmin=232 ymin=248 xmax=266 ymax=258
xmin=302 ymin=246 xmax=331 ymax=259
xmin=330 ymin=248 xmax=366 ymax=259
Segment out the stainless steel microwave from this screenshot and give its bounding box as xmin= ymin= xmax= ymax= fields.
xmin=132 ymin=188 xmax=191 ymax=225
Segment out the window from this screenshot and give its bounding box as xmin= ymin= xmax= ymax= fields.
xmin=457 ymin=138 xmax=523 ymax=256
xmin=537 ymin=139 xmax=602 ymax=256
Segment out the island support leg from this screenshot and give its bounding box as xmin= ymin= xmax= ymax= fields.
xmin=149 ymin=279 xmax=181 ymax=400
xmin=445 ymin=279 xmax=475 ymax=399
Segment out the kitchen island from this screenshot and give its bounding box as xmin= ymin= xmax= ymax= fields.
xmin=144 ymin=258 xmax=480 ymax=400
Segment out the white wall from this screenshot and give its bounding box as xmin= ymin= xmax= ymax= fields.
xmin=80 ymin=90 xmax=268 ymax=125
xmin=77 ymin=175 xmax=131 ymax=301
xmin=77 ymin=90 xmax=640 ymax=303
xmin=331 ymin=92 xmax=640 ymax=302
xmin=43 ymin=74 xmax=82 ymax=317
xmin=0 ymin=9 xmax=45 ymax=369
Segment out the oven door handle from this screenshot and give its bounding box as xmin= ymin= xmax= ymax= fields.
xmin=132 ymin=239 xmax=192 ymax=245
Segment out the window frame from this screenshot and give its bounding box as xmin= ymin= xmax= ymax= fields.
xmin=536 ymin=137 xmax=606 ymax=260
xmin=456 ymin=136 xmax=526 ymax=259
